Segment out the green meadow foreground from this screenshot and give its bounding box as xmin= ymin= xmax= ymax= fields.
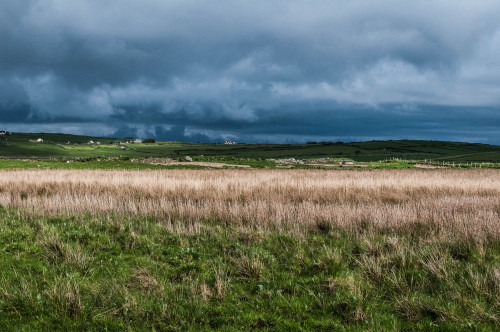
xmin=0 ymin=169 xmax=499 ymax=330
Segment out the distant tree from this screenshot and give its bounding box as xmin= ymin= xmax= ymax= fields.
xmin=143 ymin=138 xmax=156 ymax=143
xmin=306 ymin=141 xmax=317 ymax=145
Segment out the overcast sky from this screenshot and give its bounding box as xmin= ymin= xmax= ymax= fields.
xmin=1 ymin=1 xmax=500 ymax=143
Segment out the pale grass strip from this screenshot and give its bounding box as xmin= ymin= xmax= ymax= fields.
xmin=0 ymin=169 xmax=498 ymax=238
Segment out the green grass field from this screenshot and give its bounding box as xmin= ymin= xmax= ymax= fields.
xmin=0 ymin=133 xmax=499 ymax=330
xmin=0 ymin=159 xmax=208 ymax=170
xmin=1 ymin=132 xmax=499 ymax=164
xmin=0 ymin=207 xmax=498 ymax=331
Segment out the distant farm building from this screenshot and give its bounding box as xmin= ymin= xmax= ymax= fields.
xmin=134 ymin=139 xmax=143 ymax=143
xmin=0 ymin=131 xmax=6 ymax=135
xmin=88 ymin=140 xmax=94 ymax=144
xmin=36 ymin=138 xmax=44 ymax=143
xmin=224 ymin=140 xmax=237 ymax=145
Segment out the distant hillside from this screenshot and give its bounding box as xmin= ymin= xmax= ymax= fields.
xmin=1 ymin=132 xmax=117 ymax=144
xmin=0 ymin=132 xmax=499 ymax=162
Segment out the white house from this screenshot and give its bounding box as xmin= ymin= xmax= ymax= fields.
xmin=36 ymin=138 xmax=44 ymax=143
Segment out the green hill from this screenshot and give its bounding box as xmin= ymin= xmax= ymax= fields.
xmin=1 ymin=132 xmax=499 ymax=163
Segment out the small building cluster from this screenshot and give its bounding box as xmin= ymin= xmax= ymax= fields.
xmin=224 ymin=140 xmax=237 ymax=145
xmin=120 ymin=138 xmax=145 ymax=144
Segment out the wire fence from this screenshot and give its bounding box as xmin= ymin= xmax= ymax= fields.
xmin=382 ymin=157 xmax=500 ymax=169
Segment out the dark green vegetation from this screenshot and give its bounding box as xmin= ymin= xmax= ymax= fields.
xmin=0 ymin=207 xmax=498 ymax=330
xmin=1 ymin=132 xmax=499 ymax=163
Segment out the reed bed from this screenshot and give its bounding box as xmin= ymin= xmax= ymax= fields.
xmin=0 ymin=169 xmax=498 ymax=239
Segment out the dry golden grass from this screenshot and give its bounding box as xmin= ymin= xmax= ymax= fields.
xmin=0 ymin=169 xmax=498 ymax=238
xmin=0 ymin=169 xmax=498 ymax=329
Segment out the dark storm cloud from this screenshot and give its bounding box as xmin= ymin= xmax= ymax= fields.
xmin=1 ymin=1 xmax=500 ymax=143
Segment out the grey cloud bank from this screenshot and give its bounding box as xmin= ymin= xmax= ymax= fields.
xmin=1 ymin=0 xmax=500 ymax=143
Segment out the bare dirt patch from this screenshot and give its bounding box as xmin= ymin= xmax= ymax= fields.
xmin=415 ymin=164 xmax=450 ymax=169
xmin=139 ymin=158 xmax=251 ymax=168
xmin=305 ymin=163 xmax=368 ymax=167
